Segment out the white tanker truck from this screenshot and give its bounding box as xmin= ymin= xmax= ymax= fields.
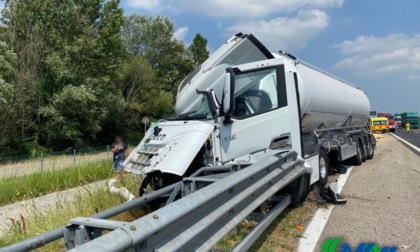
xmin=124 ymin=33 xmax=375 ymax=204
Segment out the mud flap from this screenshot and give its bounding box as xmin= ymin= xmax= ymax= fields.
xmin=315 ymin=182 xmax=347 ymax=205
xmin=326 ymin=182 xmax=347 ymax=204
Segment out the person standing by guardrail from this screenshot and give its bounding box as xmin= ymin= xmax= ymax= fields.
xmin=111 ymin=136 xmax=128 ymax=181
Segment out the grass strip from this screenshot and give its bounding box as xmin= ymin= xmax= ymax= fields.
xmin=0 ymin=160 xmax=113 ymax=206
xmin=0 ymin=184 xmax=144 ymax=251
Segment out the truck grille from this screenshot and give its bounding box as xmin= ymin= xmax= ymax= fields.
xmin=125 ymin=147 xmax=160 ymax=174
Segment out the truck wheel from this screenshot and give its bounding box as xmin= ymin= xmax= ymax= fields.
xmin=351 ymin=140 xmax=363 ymax=166
xmin=283 ymin=173 xmax=310 ymax=207
xmin=366 ymin=137 xmax=374 ymax=160
xmin=318 ymin=149 xmax=329 ymax=187
xmin=361 ymin=137 xmax=367 ymax=162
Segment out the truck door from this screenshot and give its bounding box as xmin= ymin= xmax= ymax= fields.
xmin=218 ymin=65 xmax=302 ymax=163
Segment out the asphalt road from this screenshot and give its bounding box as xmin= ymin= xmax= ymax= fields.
xmin=315 ymin=134 xmax=420 ymax=251
xmin=391 ymin=127 xmax=420 ymax=150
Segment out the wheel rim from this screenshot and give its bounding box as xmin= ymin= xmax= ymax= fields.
xmin=358 ymin=145 xmax=362 ymax=160
xmin=367 ymin=141 xmax=373 ymax=156
xmin=319 ymin=156 xmax=327 ymax=178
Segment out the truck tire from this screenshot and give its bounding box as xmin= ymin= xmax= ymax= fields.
xmin=366 ymin=137 xmax=375 ymax=160
xmin=361 ymin=137 xmax=368 ymax=162
xmin=283 ymin=173 xmax=310 ymax=207
xmin=318 ymin=149 xmax=329 ymax=187
xmin=351 ymin=140 xmax=363 ymax=166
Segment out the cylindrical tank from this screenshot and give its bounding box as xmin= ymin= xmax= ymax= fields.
xmin=294 ymin=62 xmax=370 ymax=133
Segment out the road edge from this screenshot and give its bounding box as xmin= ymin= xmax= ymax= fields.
xmin=389 ymin=133 xmax=420 ymax=156
xmin=297 ymin=167 xmax=353 ymax=252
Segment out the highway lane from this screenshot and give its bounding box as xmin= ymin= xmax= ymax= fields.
xmin=390 ymin=127 xmax=420 ymax=150
xmin=315 ymin=134 xmax=420 ymax=251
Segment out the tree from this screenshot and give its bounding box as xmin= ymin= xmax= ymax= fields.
xmin=122 ymin=14 xmax=194 ymax=95
xmin=39 ymin=85 xmax=112 ymax=148
xmin=119 ymin=56 xmax=173 ymax=128
xmin=0 ymin=0 xmax=126 ymax=152
xmin=188 ymin=33 xmax=209 ymax=67
xmin=0 ymin=41 xmax=18 ymax=151
xmin=0 ymin=41 xmax=17 ymax=103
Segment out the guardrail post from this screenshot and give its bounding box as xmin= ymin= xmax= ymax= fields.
xmin=73 ymin=149 xmax=76 ymax=165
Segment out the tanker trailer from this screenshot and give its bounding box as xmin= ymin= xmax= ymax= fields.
xmin=123 ymin=33 xmax=375 ymax=205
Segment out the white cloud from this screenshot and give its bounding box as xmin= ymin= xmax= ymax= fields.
xmin=408 ymin=74 xmax=420 ymax=81
xmin=225 ymin=10 xmax=329 ymax=51
xmin=125 ymin=0 xmax=342 ymax=52
xmin=173 ymin=26 xmax=189 ymax=42
xmin=126 ymin=0 xmax=163 ymax=11
xmin=174 ymin=0 xmax=343 ymax=18
xmin=334 ymin=34 xmax=420 ymax=79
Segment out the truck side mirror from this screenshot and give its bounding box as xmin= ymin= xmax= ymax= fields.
xmin=223 ymin=68 xmax=235 ymax=124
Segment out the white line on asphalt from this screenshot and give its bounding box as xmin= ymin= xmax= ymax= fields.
xmin=389 ymin=133 xmax=420 ymax=153
xmin=298 ymin=167 xmax=353 ymax=252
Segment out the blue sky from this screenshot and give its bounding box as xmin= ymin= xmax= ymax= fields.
xmin=121 ymin=0 xmax=420 ymax=114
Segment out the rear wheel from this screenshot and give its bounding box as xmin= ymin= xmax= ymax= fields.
xmin=351 ymin=140 xmax=363 ymax=166
xmin=361 ymin=137 xmax=367 ymax=162
xmin=366 ymin=137 xmax=375 ymax=159
xmin=318 ymin=149 xmax=329 ymax=187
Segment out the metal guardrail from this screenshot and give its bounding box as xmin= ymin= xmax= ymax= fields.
xmin=2 ymin=151 xmax=306 ymax=252
xmin=1 ymin=184 xmax=178 ymax=252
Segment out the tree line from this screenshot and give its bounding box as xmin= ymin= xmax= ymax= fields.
xmin=0 ymin=0 xmax=209 ymax=156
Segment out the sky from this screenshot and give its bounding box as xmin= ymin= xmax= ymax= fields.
xmin=120 ymin=0 xmax=420 ymax=114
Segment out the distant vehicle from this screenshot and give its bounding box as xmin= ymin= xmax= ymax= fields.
xmin=371 ymin=117 xmax=389 ymax=133
xmin=377 ymin=113 xmax=396 ymax=132
xmin=370 ymin=111 xmax=377 ymax=117
xmin=401 ymin=112 xmax=419 ymax=129
xmin=394 ymin=113 xmax=402 ymax=128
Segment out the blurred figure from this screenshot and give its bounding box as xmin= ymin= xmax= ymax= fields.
xmin=406 ymin=122 xmax=411 ymax=133
xmin=111 ymin=136 xmax=128 ymax=181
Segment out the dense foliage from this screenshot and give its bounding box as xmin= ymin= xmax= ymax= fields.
xmin=0 ymin=0 xmax=209 ymax=156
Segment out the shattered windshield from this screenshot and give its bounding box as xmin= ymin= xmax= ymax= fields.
xmin=176 ymin=95 xmax=215 ymax=121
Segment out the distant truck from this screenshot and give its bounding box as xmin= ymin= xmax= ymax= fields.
xmin=394 ymin=113 xmax=402 ymax=128
xmin=377 ymin=113 xmax=396 ymax=132
xmin=371 ymin=117 xmax=389 ymax=133
xmin=401 ymin=112 xmax=419 ymax=129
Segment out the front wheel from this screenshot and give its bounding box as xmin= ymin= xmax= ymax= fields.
xmin=283 ymin=173 xmax=310 ymax=207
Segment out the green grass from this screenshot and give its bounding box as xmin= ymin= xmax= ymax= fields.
xmin=0 ymin=160 xmax=113 ymax=206
xmin=0 ymin=185 xmax=144 ymax=251
xmin=0 ymin=170 xmax=317 ymax=251
xmin=216 ymin=200 xmax=317 ymax=252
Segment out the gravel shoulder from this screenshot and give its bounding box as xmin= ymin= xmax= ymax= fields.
xmin=315 ymin=134 xmax=420 ymax=251
xmin=0 ymin=180 xmax=108 ymax=235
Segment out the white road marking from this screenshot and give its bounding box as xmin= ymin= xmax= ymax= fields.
xmin=389 ymin=133 xmax=420 ymax=153
xmin=298 ymin=167 xmax=353 ymax=252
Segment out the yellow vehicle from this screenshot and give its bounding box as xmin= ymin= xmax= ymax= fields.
xmin=371 ymin=117 xmax=389 ymax=133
